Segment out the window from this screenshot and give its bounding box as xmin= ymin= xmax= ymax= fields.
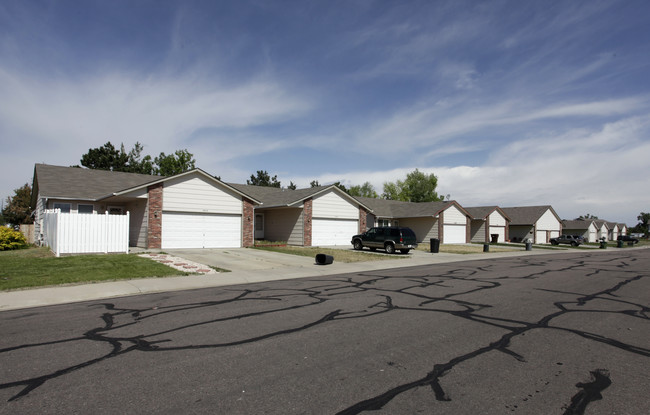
xmin=78 ymin=204 xmax=94 ymax=214
xmin=53 ymin=203 xmax=71 ymax=213
xmin=378 ymin=219 xmax=390 ymax=227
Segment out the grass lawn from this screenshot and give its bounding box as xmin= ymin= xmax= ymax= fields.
xmin=415 ymin=243 xmax=523 ymax=254
xmin=253 ymin=246 xmax=406 ymax=262
xmin=0 ymin=247 xmax=186 ymax=291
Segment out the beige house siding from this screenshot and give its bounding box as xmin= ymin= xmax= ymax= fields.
xmin=163 ymin=174 xmax=242 ymax=214
xmin=262 ymin=208 xmax=304 ymax=246
xmin=470 ymin=219 xmax=486 ymax=243
xmin=312 ymin=190 xmax=358 ymax=219
xmin=126 ymin=199 xmax=148 ymax=247
xmin=399 ymin=217 xmax=438 ymax=243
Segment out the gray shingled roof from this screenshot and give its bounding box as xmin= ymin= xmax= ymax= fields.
xmin=354 ymin=196 xmax=464 ymax=218
xmin=227 ymin=183 xmax=325 ymax=207
xmin=500 ymin=206 xmax=556 ymax=225
xmin=463 ymin=206 xmax=509 ymax=220
xmin=33 ymin=164 xmax=159 ymax=201
xmin=562 ymin=220 xmax=593 ymax=230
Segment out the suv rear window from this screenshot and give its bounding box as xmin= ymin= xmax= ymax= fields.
xmin=389 ymin=229 xmax=400 ymax=237
xmin=401 ymin=228 xmax=416 ymax=238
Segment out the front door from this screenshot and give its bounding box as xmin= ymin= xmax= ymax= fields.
xmin=255 ymin=214 xmax=264 ymax=239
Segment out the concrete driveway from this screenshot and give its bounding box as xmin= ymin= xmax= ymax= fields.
xmin=164 ymin=247 xmax=318 ymax=271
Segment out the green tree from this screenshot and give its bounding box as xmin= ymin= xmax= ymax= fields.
xmin=287 ymin=181 xmax=297 ymax=190
xmin=332 ymin=181 xmax=348 ymax=193
xmin=247 ymin=170 xmax=281 ymax=188
xmin=80 ymin=142 xmax=127 ymax=171
xmin=124 ymin=142 xmax=154 ymax=174
xmin=310 ymin=180 xmax=320 ymax=188
xmin=153 ymin=149 xmax=196 ymax=176
xmin=382 ymin=169 xmax=443 ymax=202
xmin=577 ymin=214 xmax=599 ymax=220
xmin=348 ymin=182 xmax=378 ymax=198
xmin=2 ymin=183 xmax=33 ymax=225
xmin=80 ymin=141 xmax=156 ymax=174
xmin=637 ymin=212 xmax=650 ymax=236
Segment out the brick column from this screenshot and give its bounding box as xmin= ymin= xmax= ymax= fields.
xmin=359 ymin=207 xmax=368 ymax=233
xmin=438 ymin=211 xmax=444 ymax=244
xmin=147 ymin=183 xmax=163 ymax=249
xmin=242 ymin=198 xmax=255 ymax=248
xmin=303 ymin=198 xmax=312 ymax=247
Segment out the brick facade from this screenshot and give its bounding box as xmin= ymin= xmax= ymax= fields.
xmin=303 ymin=198 xmax=312 ymax=247
xmin=359 ymin=207 xmax=368 ymax=233
xmin=242 ymin=198 xmax=255 ymax=248
xmin=147 ymin=183 xmax=163 ymax=249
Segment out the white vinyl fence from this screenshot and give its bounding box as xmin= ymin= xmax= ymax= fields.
xmin=43 ymin=209 xmax=130 ymax=257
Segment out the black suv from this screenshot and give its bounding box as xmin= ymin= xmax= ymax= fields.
xmin=617 ymin=235 xmax=639 ymax=244
xmin=351 ymin=227 xmax=418 ymax=254
xmin=550 ymin=234 xmax=582 ymax=246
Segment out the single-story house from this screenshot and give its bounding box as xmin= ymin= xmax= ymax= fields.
xmin=353 ymin=197 xmax=472 ymax=244
xmin=227 ymin=183 xmax=373 ymax=246
xmin=618 ymin=223 xmax=628 ymax=236
xmin=606 ymin=222 xmax=620 ymax=241
xmin=592 ymin=220 xmax=610 ymax=241
xmin=561 ymin=220 xmax=598 ymax=243
xmin=31 ymin=164 xmax=262 ymax=250
xmin=500 ymin=206 xmax=562 ymax=244
xmin=464 ymin=206 xmax=511 ymax=243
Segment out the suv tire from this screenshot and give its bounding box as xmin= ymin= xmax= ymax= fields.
xmin=385 ymin=243 xmax=396 ymax=254
xmin=353 ymin=239 xmax=363 ymax=251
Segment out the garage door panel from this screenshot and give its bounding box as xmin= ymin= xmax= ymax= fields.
xmin=444 ymin=224 xmax=466 ymax=244
xmin=536 ymin=230 xmax=547 ymax=244
xmin=162 ymin=212 xmax=241 ymax=249
xmin=489 ymin=226 xmax=505 ymax=243
xmin=312 ymin=219 xmax=358 ymax=246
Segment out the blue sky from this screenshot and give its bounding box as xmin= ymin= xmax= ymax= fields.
xmin=1 ymin=0 xmax=649 ymax=225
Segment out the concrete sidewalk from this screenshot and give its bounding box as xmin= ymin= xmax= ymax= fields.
xmin=0 ymin=246 xmax=628 ymax=312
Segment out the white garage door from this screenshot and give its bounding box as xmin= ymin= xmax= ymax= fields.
xmin=312 ymin=218 xmax=358 ymax=246
xmin=536 ymin=230 xmax=547 ymax=244
xmin=489 ymin=226 xmax=505 ymax=243
xmin=444 ymin=224 xmax=466 ymax=244
xmin=162 ymin=212 xmax=241 ymax=249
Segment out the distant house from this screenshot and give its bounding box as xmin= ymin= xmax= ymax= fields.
xmin=618 ymin=223 xmax=628 ymax=236
xmin=562 ymin=220 xmax=598 ymax=243
xmin=606 ymin=222 xmax=620 ymax=241
xmin=354 ymin=198 xmax=472 ymax=244
xmin=501 ymin=206 xmax=562 ymax=244
xmin=464 ymin=206 xmax=511 ymax=243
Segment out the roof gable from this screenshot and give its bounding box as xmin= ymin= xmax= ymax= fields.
xmin=355 ymin=197 xmax=469 ymax=219
xmin=501 ymin=206 xmax=560 ymax=225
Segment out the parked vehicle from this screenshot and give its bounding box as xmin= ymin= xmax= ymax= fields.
xmin=617 ymin=235 xmax=639 ymax=244
xmin=550 ymin=234 xmax=582 ymax=246
xmin=351 ymin=227 xmax=418 ymax=254
xmin=571 ymin=235 xmax=586 ymax=244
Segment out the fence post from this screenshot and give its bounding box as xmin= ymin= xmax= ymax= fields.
xmin=55 ymin=209 xmax=61 ymax=257
xmin=125 ymin=211 xmax=130 ymax=254
xmin=104 ymin=211 xmax=109 ymax=254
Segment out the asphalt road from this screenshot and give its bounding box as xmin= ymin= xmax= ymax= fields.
xmin=1 ymin=249 xmax=648 ymax=414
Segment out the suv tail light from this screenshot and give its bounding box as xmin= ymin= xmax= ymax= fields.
xmin=400 ymin=237 xmax=404 ymax=243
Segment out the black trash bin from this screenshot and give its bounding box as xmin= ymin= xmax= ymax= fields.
xmin=525 ymin=241 xmax=532 ymax=251
xmin=483 ymin=243 xmax=489 ymax=252
xmin=490 ymin=234 xmax=499 ymax=243
xmin=617 ymin=240 xmax=624 ymax=248
xmin=315 ymin=253 xmax=334 ymax=265
xmin=430 ymin=238 xmax=440 ymax=253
